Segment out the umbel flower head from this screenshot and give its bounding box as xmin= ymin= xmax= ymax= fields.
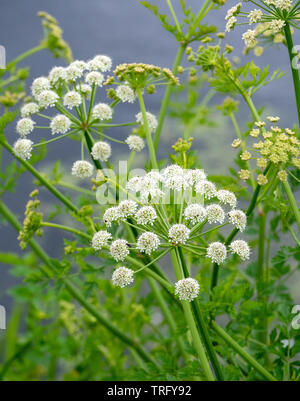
xmin=232 ymin=118 xmax=300 ymax=184
xmin=175 ymin=278 xmax=200 ymax=302
xmin=224 ymin=1 xmax=300 ymax=52
xmin=112 ymin=267 xmax=134 ymax=288
xmin=100 ymin=166 xmax=250 ymax=291
xmin=91 ymin=230 xmax=112 ymax=250
xmin=111 ymin=63 xmax=179 ymax=91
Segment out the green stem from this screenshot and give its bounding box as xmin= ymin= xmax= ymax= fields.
xmin=171 ymin=250 xmax=215 ymax=381
xmin=40 ymin=222 xmax=91 ymax=240
xmin=154 ymin=45 xmax=186 ymax=150
xmin=0 ymin=200 xmax=158 ymax=369
xmin=6 ymin=44 xmax=46 ymax=69
xmin=0 ymin=138 xmax=79 ymax=215
xmin=212 ymin=322 xmax=277 ymax=381
xmin=166 ymin=0 xmax=183 ymax=34
xmin=284 ymin=22 xmax=300 ymax=126
xmin=177 ymin=247 xmax=224 ymax=381
xmin=137 ymin=89 xmax=158 ymax=169
xmin=282 ymin=180 xmax=300 ymax=231
xmin=147 ymin=277 xmax=188 ymax=360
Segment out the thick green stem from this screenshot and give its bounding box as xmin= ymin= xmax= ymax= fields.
xmin=283 ymin=180 xmax=300 ymax=231
xmin=177 ymin=247 xmax=224 ymax=381
xmin=154 ymin=45 xmax=186 ymax=150
xmin=212 ymin=322 xmax=277 ymax=381
xmin=137 ymin=89 xmax=158 ymax=169
xmin=0 ymin=200 xmax=158 ymax=369
xmin=171 ymin=250 xmax=215 ymax=381
xmin=148 ymin=277 xmax=188 ymax=360
xmin=284 ymin=23 xmax=300 ymax=126
xmin=0 ymin=139 xmax=79 ymax=215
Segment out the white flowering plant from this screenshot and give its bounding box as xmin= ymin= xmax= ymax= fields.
xmin=0 ymin=1 xmax=299 ymax=382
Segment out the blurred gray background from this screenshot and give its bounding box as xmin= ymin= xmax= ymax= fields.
xmin=0 ymin=0 xmax=298 ymax=315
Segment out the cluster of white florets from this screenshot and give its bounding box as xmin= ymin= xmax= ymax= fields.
xmin=112 ymin=267 xmax=134 ymax=288
xmin=135 ymin=111 xmax=158 ymax=132
xmin=110 ymin=239 xmax=129 ymax=261
xmin=14 ymin=55 xmax=113 ymax=163
xmin=91 ymin=141 xmax=112 ymax=162
xmin=225 ymin=1 xmax=292 ymax=48
xmin=71 ymin=160 xmax=94 ymax=178
xmin=116 ymin=84 xmax=136 ymax=103
xmin=137 ymin=232 xmax=160 ymax=255
xmin=175 ymin=278 xmax=200 ymax=302
xmin=125 ymin=135 xmax=145 ymax=152
xmin=100 ymin=166 xmax=250 ymax=290
xmin=91 ymin=230 xmax=112 ymax=250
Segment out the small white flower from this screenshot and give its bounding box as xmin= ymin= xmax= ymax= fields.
xmin=161 ymin=165 xmax=185 ymax=191
xmin=225 ymin=3 xmax=242 ymax=20
xmin=136 ymin=206 xmax=157 ymax=226
xmin=229 ymin=240 xmax=250 ymax=261
xmin=275 ymin=0 xmax=292 ymax=11
xmin=184 ymin=204 xmax=207 ymax=225
xmin=91 ymin=230 xmax=112 ymax=250
xmin=118 ymin=200 xmax=138 ymax=218
xmin=125 ymin=135 xmax=145 ymax=152
xmin=48 ymin=66 xmax=66 ymax=86
xmin=268 ymin=20 xmax=285 ymax=34
xmin=112 ymin=266 xmax=134 ymax=288
xmin=136 ymin=111 xmax=158 ymax=132
xmin=207 ymin=242 xmax=227 ymax=264
xmin=195 ymin=180 xmax=217 ymax=199
xmin=31 ymin=77 xmax=50 ymax=98
xmin=50 ymin=114 xmax=71 ymax=135
xmin=226 ymin=16 xmax=237 ymax=32
xmin=91 ymin=141 xmax=111 ymax=161
xmin=71 ymin=160 xmax=94 ymax=178
xmin=116 ymin=85 xmax=136 ymax=103
xmin=168 ymin=224 xmax=190 ymax=245
xmin=87 ymin=55 xmax=112 ymax=72
xmin=70 ymin=60 xmax=87 ymax=72
xmin=63 ymin=91 xmax=82 ymax=109
xmin=242 ymin=30 xmax=257 ymax=48
xmin=103 ymin=207 xmax=121 ymax=227
xmin=217 ymin=190 xmax=237 ymax=208
xmin=16 ymin=118 xmax=35 ymax=136
xmin=126 ymin=176 xmax=142 ymax=193
xmin=267 ymin=116 xmax=280 ymax=123
xmin=92 ymin=103 xmax=113 ymax=120
xmin=137 ymin=232 xmax=160 ymax=255
xmin=206 ymin=204 xmax=225 ymax=224
xmin=80 ymin=84 xmax=92 ymax=97
xmin=20 ymin=103 xmax=39 ymax=118
xmin=37 ymin=90 xmax=59 ymax=109
xmin=65 ymin=65 xmax=82 ymax=82
xmin=110 ymin=239 xmax=129 ymax=261
xmin=185 ymin=169 xmax=206 ymax=187
xmin=248 ymin=9 xmax=262 ymax=24
xmin=85 ymin=71 xmax=104 ymax=86
xmin=13 ymin=138 xmax=33 ymax=160
xmin=175 ymin=278 xmax=200 ymax=302
xmin=228 ymin=209 xmax=247 ymax=231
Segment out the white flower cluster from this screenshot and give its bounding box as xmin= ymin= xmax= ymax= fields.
xmin=175 ymin=278 xmax=200 ymax=302
xmin=101 ymin=166 xmax=250 ymax=290
xmin=225 ymin=1 xmax=290 ymax=48
xmin=14 ymin=55 xmax=113 ymax=162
